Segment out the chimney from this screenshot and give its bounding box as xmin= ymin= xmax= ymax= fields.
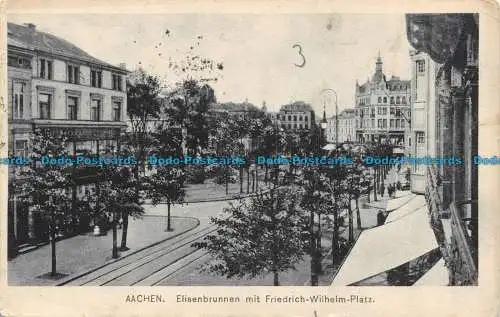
xmin=24 ymin=23 xmax=36 ymax=30
xmin=118 ymin=63 xmax=127 ymax=70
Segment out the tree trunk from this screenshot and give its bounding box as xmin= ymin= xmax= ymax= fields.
xmin=239 ymin=167 xmax=243 ymax=194
xmin=255 ymin=168 xmax=258 ymax=190
xmin=332 ymin=195 xmax=339 ymax=265
xmin=265 ymin=165 xmax=268 ymax=184
xmin=252 ymin=171 xmax=255 ymax=192
xmin=356 ymin=198 xmax=361 ymax=229
xmin=246 ymin=166 xmax=250 ymax=194
xmin=373 ymin=168 xmax=378 ymax=201
xmin=273 ymin=270 xmax=279 ymax=286
xmin=119 ymin=210 xmax=129 ymax=251
xmin=225 ymin=165 xmax=229 ymax=195
xmin=50 ymin=226 xmax=57 ymax=276
xmin=112 ymin=211 xmax=118 ymax=259
xmin=348 ymin=196 xmax=354 ymax=243
xmin=310 ymin=209 xmax=318 ymax=286
xmin=167 ymin=201 xmax=172 ymax=231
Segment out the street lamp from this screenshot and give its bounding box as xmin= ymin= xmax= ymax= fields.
xmin=320 ymin=89 xmax=338 ymax=147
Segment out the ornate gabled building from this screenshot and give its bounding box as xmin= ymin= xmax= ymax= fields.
xmin=7 ymin=22 xmax=129 ymax=254
xmin=354 ymin=54 xmax=411 ymax=145
xmin=406 ymin=13 xmax=478 ymax=285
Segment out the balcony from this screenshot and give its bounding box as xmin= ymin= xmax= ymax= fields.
xmin=425 ymin=165 xmax=478 ymax=286
xmin=448 ymin=200 xmax=478 ymax=285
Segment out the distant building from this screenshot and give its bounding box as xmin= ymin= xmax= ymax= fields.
xmin=326 ymin=109 xmax=356 ymax=143
xmin=354 ymin=53 xmax=411 ymax=144
xmin=277 ymin=101 xmax=315 ymax=131
xmin=7 ymin=22 xmax=129 ymax=248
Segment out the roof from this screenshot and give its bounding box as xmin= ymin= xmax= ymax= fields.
xmin=279 ymin=101 xmax=313 ymax=112
xmin=7 ymin=22 xmax=127 ymax=72
xmin=210 ymin=102 xmax=261 ymax=112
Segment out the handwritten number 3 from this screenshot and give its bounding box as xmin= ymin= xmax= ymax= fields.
xmin=293 ymin=44 xmax=306 ymax=68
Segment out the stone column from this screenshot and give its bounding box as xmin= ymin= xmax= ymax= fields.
xmin=452 ymin=87 xmax=466 ymax=203
xmin=437 ymin=67 xmax=454 ymax=214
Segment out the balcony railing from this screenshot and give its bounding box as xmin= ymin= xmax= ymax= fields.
xmin=448 ymin=200 xmax=478 ymax=285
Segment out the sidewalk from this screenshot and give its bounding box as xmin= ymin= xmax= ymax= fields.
xmin=8 ymin=215 xmax=199 ymax=286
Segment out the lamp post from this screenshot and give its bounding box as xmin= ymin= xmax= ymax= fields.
xmin=320 ymin=104 xmax=327 ymax=152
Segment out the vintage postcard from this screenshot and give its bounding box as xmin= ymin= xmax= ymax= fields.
xmin=1 ymin=0 xmax=499 ymax=316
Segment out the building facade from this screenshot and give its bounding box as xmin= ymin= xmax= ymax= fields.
xmin=8 ymin=22 xmax=128 ymax=250
xmin=277 ymin=101 xmax=315 ymax=131
xmin=408 ymin=50 xmax=440 ymax=194
xmin=326 ymin=109 xmax=356 ymax=143
xmin=406 ymin=13 xmax=478 ymax=285
xmin=354 ymin=54 xmax=411 ymax=145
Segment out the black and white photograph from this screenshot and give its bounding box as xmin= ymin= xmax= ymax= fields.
xmin=5 ymin=12 xmax=479 ymax=288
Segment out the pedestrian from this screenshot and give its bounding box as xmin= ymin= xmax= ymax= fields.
xmin=377 ymin=210 xmax=385 ymax=226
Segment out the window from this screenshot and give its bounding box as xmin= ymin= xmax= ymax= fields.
xmin=39 ymin=59 xmax=53 ymax=79
xmin=299 ymin=124 xmax=303 ymax=129
xmin=281 ymin=124 xmax=286 ymax=129
xmin=299 ymin=116 xmax=303 ymax=121
xmin=417 ymin=132 xmax=425 ymax=143
xmin=15 ymin=140 xmax=28 ymax=157
xmin=288 ymin=115 xmax=291 ymax=121
xmin=378 ymin=97 xmax=382 ymax=103
xmin=396 ymin=96 xmax=401 ymax=104
xmin=396 ymin=108 xmax=401 ymax=117
xmin=112 ymin=101 xmax=121 ymax=121
xmin=383 ymin=107 xmax=387 ymax=115
xmin=304 ymin=116 xmax=308 ymax=121
xmin=371 ymin=119 xmax=375 ymax=128
xmin=293 ymin=115 xmax=297 ymax=121
xmin=91 ymin=99 xmax=101 ymax=121
xmin=91 ymin=70 xmax=102 ymax=88
xmin=67 ymin=65 xmax=80 ymax=84
xmin=39 ymin=93 xmax=51 ymax=119
xmin=13 ymin=82 xmax=26 ymax=119
xmin=378 ymin=119 xmax=382 ymax=128
xmin=401 ymin=120 xmax=405 ymax=128
xmin=390 ymin=119 xmax=395 ymax=128
xmin=383 ymin=97 xmax=387 ymax=103
xmin=304 ymin=124 xmax=308 ymax=129
xmin=390 ymin=97 xmax=395 ymax=104
xmin=67 ymin=96 xmax=78 ymax=120
xmin=402 ymin=96 xmax=407 ymax=104
xmin=390 ymin=107 xmax=395 ymax=115
xmin=288 ymin=123 xmax=291 ymax=129
xmin=417 ymin=60 xmax=425 ymax=73
xmin=383 ymin=119 xmax=387 ymax=128
xmin=112 ymin=74 xmax=123 ymax=91
xmin=293 ymin=123 xmax=297 ymax=129
xmin=395 ymin=119 xmax=400 ymax=128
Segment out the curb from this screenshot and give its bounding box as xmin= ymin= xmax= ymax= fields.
xmin=55 ymin=216 xmax=200 ymax=286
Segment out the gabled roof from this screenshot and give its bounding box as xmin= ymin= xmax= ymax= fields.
xmin=279 ymin=101 xmax=313 ymax=112
xmin=7 ymin=22 xmax=127 ymax=72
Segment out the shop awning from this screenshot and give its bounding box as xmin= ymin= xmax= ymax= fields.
xmin=413 ymin=258 xmax=449 ymax=286
xmin=385 ymin=194 xmax=427 ymax=223
xmin=385 ymin=194 xmax=416 ymax=212
xmin=331 ymin=206 xmax=438 ymax=286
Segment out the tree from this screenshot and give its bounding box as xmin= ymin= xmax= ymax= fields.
xmin=16 ymin=129 xmax=73 ymax=276
xmin=124 ymin=68 xmax=163 ymax=251
xmin=145 ymin=166 xmax=185 ymax=231
xmin=92 ymin=164 xmax=144 ymax=258
xmin=193 ymin=188 xmax=308 ymax=286
xmin=297 ymin=166 xmax=336 ymax=285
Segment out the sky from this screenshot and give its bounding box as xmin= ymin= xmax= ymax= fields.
xmin=8 ymin=14 xmax=413 ymax=115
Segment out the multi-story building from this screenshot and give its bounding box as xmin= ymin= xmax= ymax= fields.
xmin=408 ymin=50 xmax=440 ymax=194
xmin=277 ymin=101 xmax=315 ymax=131
xmin=326 ymin=109 xmax=356 ymax=143
xmin=406 ymin=13 xmax=478 ymax=285
xmin=7 ymin=22 xmax=128 ymax=250
xmin=354 ymin=54 xmax=411 ymax=144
